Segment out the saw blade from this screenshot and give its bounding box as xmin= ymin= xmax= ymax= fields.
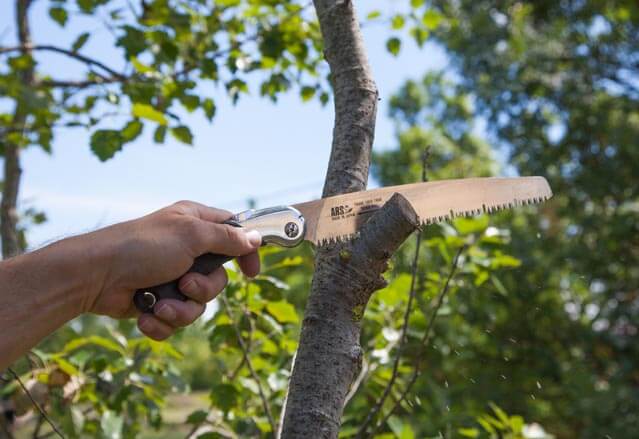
xmin=293 ymin=176 xmax=552 ymax=245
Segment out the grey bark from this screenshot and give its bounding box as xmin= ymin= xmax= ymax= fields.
xmin=280 ymin=1 xmax=419 ymax=437
xmin=1 ymin=0 xmax=33 ymax=259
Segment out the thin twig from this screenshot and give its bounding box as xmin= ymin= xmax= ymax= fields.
xmin=355 ymin=147 xmax=431 ymax=437
xmin=355 ymin=230 xmax=423 ymax=437
xmin=220 ymin=294 xmax=277 ymax=438
xmin=7 ymin=368 xmax=64 ymax=439
xmin=0 ymin=45 xmax=126 ymax=80
xmin=32 ymin=414 xmax=44 ymax=439
xmin=369 ymin=246 xmax=466 ymax=437
xmin=37 ymin=77 xmax=122 ymax=88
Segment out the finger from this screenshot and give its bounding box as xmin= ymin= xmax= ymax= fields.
xmin=172 ymin=200 xmax=233 ymax=223
xmin=194 ymin=223 xmax=262 ymax=256
xmin=153 ymin=299 xmax=205 ymax=328
xmin=179 ymin=268 xmax=228 ymax=304
xmin=138 ymin=314 xmax=175 ymax=341
xmin=238 ymin=251 xmax=260 ymax=278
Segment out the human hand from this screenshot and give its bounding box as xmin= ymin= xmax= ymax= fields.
xmin=84 ymin=201 xmax=261 ymax=340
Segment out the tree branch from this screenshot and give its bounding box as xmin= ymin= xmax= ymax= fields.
xmin=355 ymin=149 xmax=431 ymax=436
xmin=279 ymin=1 xmax=399 ymax=436
xmin=281 ymin=194 xmax=419 ymax=438
xmin=315 ymin=0 xmax=378 ymax=197
xmin=220 ymin=295 xmax=276 ymax=438
xmin=36 ymin=77 xmax=123 ymax=89
xmin=7 ymin=368 xmax=63 ymax=439
xmin=1 ymin=0 xmax=32 ymax=259
xmin=0 ymin=44 xmax=126 ymax=80
xmin=369 ymin=246 xmax=466 ymax=437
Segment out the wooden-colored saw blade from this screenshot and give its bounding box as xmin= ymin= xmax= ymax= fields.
xmin=293 ymin=176 xmax=552 ymax=246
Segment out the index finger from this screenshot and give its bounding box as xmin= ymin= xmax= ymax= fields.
xmin=173 ymin=201 xmax=233 ymax=223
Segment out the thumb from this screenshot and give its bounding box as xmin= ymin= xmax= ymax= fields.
xmin=196 ymin=222 xmax=262 ymax=256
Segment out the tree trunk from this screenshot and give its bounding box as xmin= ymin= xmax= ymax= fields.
xmin=280 ymin=1 xmax=418 ymax=437
xmin=1 ymin=0 xmax=33 ymax=259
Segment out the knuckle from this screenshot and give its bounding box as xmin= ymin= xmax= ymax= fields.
xmin=173 ymin=200 xmax=194 ymax=211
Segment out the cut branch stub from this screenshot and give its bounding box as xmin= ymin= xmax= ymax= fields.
xmin=280 ymin=193 xmax=419 ymax=438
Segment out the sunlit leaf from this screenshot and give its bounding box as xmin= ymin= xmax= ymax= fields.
xmin=131 ymin=103 xmax=168 ymax=125
xmin=266 ymin=300 xmax=299 ymax=324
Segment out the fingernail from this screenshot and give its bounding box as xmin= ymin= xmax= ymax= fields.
xmin=181 ymin=279 xmax=197 ymax=295
xmin=245 ymin=229 xmax=262 ymax=247
xmin=156 ymin=304 xmax=176 ymax=321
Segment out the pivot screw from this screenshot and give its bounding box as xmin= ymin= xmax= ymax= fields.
xmin=284 ymin=222 xmax=299 ymax=238
xmin=140 ymin=291 xmax=157 ymax=310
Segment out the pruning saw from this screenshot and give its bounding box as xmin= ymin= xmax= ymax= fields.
xmin=134 ymin=176 xmax=552 ymax=313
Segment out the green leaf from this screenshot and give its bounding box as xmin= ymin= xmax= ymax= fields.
xmin=186 ymin=410 xmax=208 ymax=424
xmin=49 ymin=7 xmax=68 ymax=26
xmin=411 ymin=0 xmax=425 ymax=8
xmin=491 ymin=254 xmax=522 ymax=268
xmin=121 ymin=120 xmax=143 ymax=142
xmin=132 ymin=103 xmax=167 ymax=125
xmin=458 ymin=427 xmax=480 ymax=438
xmin=131 ymin=57 xmax=154 ymax=74
xmin=62 ymin=335 xmax=125 ymax=354
xmin=320 ymin=92 xmax=330 ymax=106
xmin=210 ymin=384 xmax=237 ymax=412
xmin=180 ymin=94 xmax=200 ymax=112
xmin=153 ymin=125 xmax=167 ymax=144
xmin=489 ymin=403 xmax=510 ymax=424
xmin=90 ymin=130 xmax=123 ymax=161
xmin=454 ymin=215 xmax=489 ymax=235
xmin=367 ymin=10 xmax=382 ymax=20
xmin=399 ymin=424 xmax=415 ymax=439
xmin=202 ymin=98 xmax=216 ymax=121
xmin=378 ymin=273 xmax=411 ymax=306
xmin=170 ymin=125 xmax=193 ymax=145
xmin=71 ymin=32 xmax=90 ymax=52
xmin=391 ymin=15 xmax=406 ymax=30
xmin=386 ymin=37 xmax=402 ymax=56
xmin=51 ymin=357 xmax=80 ymax=376
xmin=266 ymin=300 xmax=299 ymax=323
xmin=300 ymin=86 xmax=316 ymax=102
xmin=474 ymin=270 xmax=490 ymax=287
xmin=422 ymin=10 xmax=443 ymax=29
xmin=491 ymin=275 xmax=508 ymax=296
xmin=8 ymin=54 xmax=35 ymax=71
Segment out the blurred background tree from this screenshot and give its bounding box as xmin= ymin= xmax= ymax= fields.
xmin=1 ymin=0 xmax=637 ymax=438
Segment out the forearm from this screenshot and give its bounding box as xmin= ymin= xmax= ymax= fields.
xmin=0 ymin=234 xmax=105 ymax=369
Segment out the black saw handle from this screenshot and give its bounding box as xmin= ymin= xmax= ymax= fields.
xmin=133 ymin=220 xmax=241 ymax=314
xmin=133 ymin=253 xmax=233 ymax=313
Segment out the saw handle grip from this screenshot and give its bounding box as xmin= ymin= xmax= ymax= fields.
xmin=133 ymin=252 xmax=233 ymax=313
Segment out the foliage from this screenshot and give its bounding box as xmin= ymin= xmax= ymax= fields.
xmin=6 ymin=321 xmax=184 ymax=438
xmin=458 ymin=403 xmax=553 ymax=439
xmin=368 ymin=0 xmax=638 ymax=437
xmin=1 ymin=0 xmax=327 ymax=162
xmin=3 ymin=0 xmax=636 ymax=438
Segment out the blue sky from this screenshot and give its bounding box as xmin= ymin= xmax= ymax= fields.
xmin=1 ymin=1 xmax=448 ymax=248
